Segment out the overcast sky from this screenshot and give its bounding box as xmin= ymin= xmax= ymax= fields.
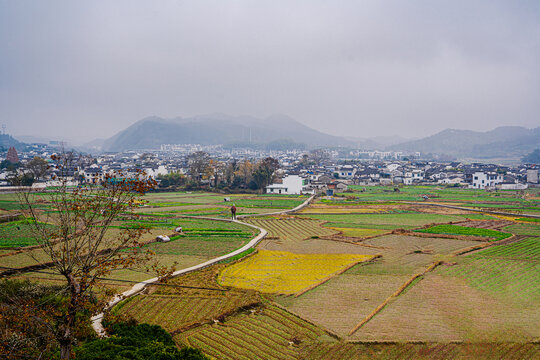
xmin=1 ymin=1 xmax=539 ymax=144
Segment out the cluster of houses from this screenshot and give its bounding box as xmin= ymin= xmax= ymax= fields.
xmin=265 ymin=162 xmax=539 ymax=195
xmin=1 ymin=144 xmax=538 ymax=193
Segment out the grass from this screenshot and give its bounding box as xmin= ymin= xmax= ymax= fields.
xmin=415 ymin=224 xmax=512 ymax=241
xmin=218 ymin=250 xmax=375 ymax=295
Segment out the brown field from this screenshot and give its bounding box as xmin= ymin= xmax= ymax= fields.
xmin=300 ymin=342 xmax=540 ymax=360
xmin=276 ymin=273 xmax=410 ymax=336
xmin=244 ymin=216 xmax=338 ymax=241
xmin=350 ymin=274 xmax=539 ymax=342
xmin=457 ymin=219 xmax=515 ymax=230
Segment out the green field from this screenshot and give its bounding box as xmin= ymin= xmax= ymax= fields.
xmin=0 ymin=219 xmax=57 ymax=248
xmin=415 ymin=224 xmax=513 ymax=241
xmin=504 ymin=223 xmax=540 ymax=236
xmin=305 ymin=212 xmax=464 ymax=228
xmin=437 ymin=239 xmax=540 ymax=303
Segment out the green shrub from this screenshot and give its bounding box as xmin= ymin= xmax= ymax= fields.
xmin=75 ymin=323 xmax=208 ymax=360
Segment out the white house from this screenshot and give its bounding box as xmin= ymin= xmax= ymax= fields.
xmin=334 ymin=165 xmax=357 ymax=179
xmin=470 ymin=172 xmax=503 ymax=189
xmin=266 ymin=175 xmax=309 ymax=195
xmin=527 ymin=169 xmax=538 ymax=184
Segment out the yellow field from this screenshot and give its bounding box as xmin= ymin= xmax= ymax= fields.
xmin=218 ymin=250 xmax=375 ymax=295
xmin=299 ymin=207 xmax=385 ymax=214
xmin=329 ymin=227 xmax=388 ymax=238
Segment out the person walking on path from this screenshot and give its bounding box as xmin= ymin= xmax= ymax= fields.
xmin=230 ymin=204 xmax=237 ymax=220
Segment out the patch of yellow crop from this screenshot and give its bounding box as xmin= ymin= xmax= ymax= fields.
xmin=299 ymin=207 xmax=385 ymax=214
xmin=493 ymin=215 xmax=519 ymax=222
xmin=218 ymin=250 xmax=375 ymax=295
xmin=329 ymin=227 xmax=387 ymax=238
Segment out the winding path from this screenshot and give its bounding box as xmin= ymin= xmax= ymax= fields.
xmin=91 ymin=195 xmax=315 ymax=335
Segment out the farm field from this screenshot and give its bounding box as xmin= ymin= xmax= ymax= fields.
xmin=415 ymin=224 xmax=513 ymax=241
xmin=3 ymin=186 xmax=540 ymax=358
xmin=140 ymin=191 xmax=306 ymax=218
xmin=304 ymin=212 xmax=466 ymax=228
xmin=175 ymin=304 xmax=331 ymax=360
xmin=504 ymin=223 xmax=540 ymax=236
xmin=218 ymin=249 xmax=375 ymax=295
xmin=350 ymin=273 xmax=539 ymax=342
xmin=300 ymin=341 xmax=540 ymax=360
xmin=244 ymin=216 xmax=337 ymax=241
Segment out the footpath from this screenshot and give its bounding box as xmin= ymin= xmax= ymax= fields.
xmin=91 ymin=195 xmax=315 ymax=335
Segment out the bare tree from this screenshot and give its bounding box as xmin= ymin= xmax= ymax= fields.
xmin=308 ymin=149 xmax=330 ymax=167
xmin=187 ymin=151 xmax=211 ymax=186
xmin=16 ymin=152 xmax=160 ymax=359
xmin=24 ymin=156 xmax=49 ymax=182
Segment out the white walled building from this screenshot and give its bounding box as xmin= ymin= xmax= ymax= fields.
xmin=527 ymin=169 xmax=538 ymax=184
xmin=470 ymin=172 xmax=503 ymax=189
xmin=266 ymin=175 xmax=309 ymax=195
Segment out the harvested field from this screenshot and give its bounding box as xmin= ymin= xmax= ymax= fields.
xmin=217 ymin=249 xmax=375 ymax=295
xmin=244 ymin=217 xmax=337 ymax=241
xmin=360 ymin=235 xmax=480 ymax=272
xmin=351 ymin=274 xmax=539 ymax=342
xmin=114 ymin=293 xmax=260 ymax=333
xmin=300 ymin=342 xmax=540 ymax=360
xmin=175 ymin=304 xmax=330 ymax=360
xmin=504 ymin=223 xmax=540 ymax=237
xmin=276 ymin=273 xmax=410 ymax=336
xmin=327 ymin=227 xmax=388 ymax=239
xmin=258 ymin=237 xmax=383 ymax=255
xmin=456 ymin=219 xmax=515 ymax=230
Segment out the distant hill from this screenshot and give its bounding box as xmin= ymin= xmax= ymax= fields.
xmin=103 ymin=114 xmax=353 ymax=152
xmin=388 ymin=126 xmax=540 ymax=159
xmin=0 ymin=134 xmax=26 ymax=152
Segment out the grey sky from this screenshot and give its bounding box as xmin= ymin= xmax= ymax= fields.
xmin=1 ymin=0 xmax=539 ymax=144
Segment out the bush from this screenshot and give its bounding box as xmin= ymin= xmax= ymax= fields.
xmin=75 ymin=323 xmax=208 ymax=360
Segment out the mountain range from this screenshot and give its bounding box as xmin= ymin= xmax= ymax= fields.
xmin=101 ymin=114 xmax=352 ymax=152
xmin=13 ymin=114 xmax=540 ymax=160
xmin=388 ymin=126 xmax=540 ymax=159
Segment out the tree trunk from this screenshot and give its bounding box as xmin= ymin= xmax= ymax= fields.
xmin=60 ymin=274 xmax=81 ymax=359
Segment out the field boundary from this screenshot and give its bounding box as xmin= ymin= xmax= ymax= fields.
xmin=348 ymin=260 xmax=443 ymax=336
xmin=406 ymin=202 xmax=540 ymax=219
xmin=91 ymin=195 xmax=315 ymax=335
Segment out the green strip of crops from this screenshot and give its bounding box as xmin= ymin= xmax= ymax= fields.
xmin=416 ymin=224 xmax=512 ymax=241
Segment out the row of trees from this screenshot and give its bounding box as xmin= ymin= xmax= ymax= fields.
xmin=159 ymin=152 xmax=280 ymax=192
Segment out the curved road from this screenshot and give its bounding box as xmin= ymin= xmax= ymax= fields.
xmin=91 ymin=195 xmax=315 ymax=335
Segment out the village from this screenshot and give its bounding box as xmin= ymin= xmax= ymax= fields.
xmin=0 ymin=142 xmax=538 ymax=193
